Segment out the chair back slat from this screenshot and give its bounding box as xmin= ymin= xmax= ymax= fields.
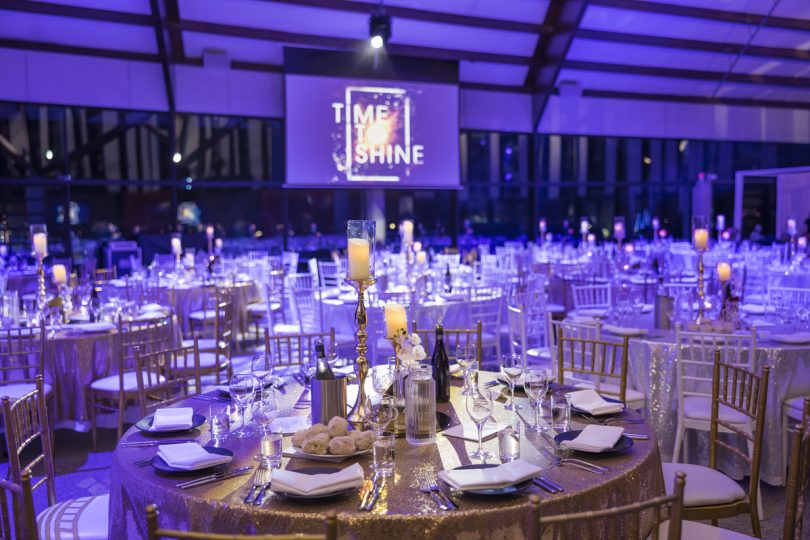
xmin=783 ymin=398 xmax=810 ymax=540
xmin=412 ymin=322 xmax=482 ymax=364
xmin=134 ymin=344 xmax=201 ymax=415
xmin=263 ymin=328 xmax=336 ymax=367
xmin=555 ymin=326 xmax=628 ymax=402
xmin=0 ymin=322 xmax=46 ymax=386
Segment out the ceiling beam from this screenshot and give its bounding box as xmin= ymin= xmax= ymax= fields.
xmin=258 ymin=0 xmax=547 ymax=35
xmin=563 ymin=60 xmax=810 ymax=89
xmin=0 ymin=0 xmax=152 ymax=26
xmin=164 ymin=0 xmax=185 ymax=60
xmin=577 ymin=29 xmax=810 ymax=62
xmin=579 ymin=88 xmax=810 ymax=110
xmin=173 ymin=19 xmax=531 ymax=65
xmin=149 ymin=0 xmax=175 ymax=113
xmin=0 ymin=38 xmax=159 ymax=62
xmin=588 ymin=0 xmax=810 ymax=33
xmin=528 ymin=0 xmax=588 ymax=130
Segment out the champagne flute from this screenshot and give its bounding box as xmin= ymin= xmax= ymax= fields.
xmin=466 ymin=384 xmax=494 ymax=460
xmin=456 ymin=344 xmax=477 ymax=396
xmin=523 ymin=368 xmax=549 ymax=432
xmin=229 ymin=374 xmax=255 ymax=438
xmin=500 ymin=353 xmax=524 ymax=411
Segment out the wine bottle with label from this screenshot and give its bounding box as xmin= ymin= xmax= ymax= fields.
xmin=314 ymin=339 xmax=335 ymax=380
xmin=431 ymin=324 xmax=450 ymax=403
xmin=89 ymin=285 xmax=101 ymax=323
xmin=444 ymin=264 xmax=452 ymax=293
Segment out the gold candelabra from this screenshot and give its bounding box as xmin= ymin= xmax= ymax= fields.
xmin=36 ymin=255 xmax=48 ymax=321
xmin=345 ymin=277 xmax=376 ymax=428
xmin=388 ymin=338 xmax=407 ymax=435
xmin=695 ymin=248 xmax=707 ymax=325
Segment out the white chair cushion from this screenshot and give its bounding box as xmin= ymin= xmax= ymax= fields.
xmin=580 ymin=382 xmax=646 ymax=405
xmin=546 ymin=303 xmax=566 ymax=314
xmin=247 ymin=302 xmax=281 ymax=314
xmin=198 ymin=352 xmax=228 ymax=369
xmin=0 ymin=382 xmax=53 ymax=401
xmin=273 ymin=323 xmax=301 ymax=335
xmin=683 ymin=396 xmax=750 ymax=424
xmin=783 ymin=396 xmax=807 ymax=420
xmin=90 ymin=371 xmax=166 ymax=393
xmin=526 ymin=347 xmax=550 ymax=360
xmin=662 ymin=463 xmax=746 ymax=507
xmin=189 ymin=309 xmax=216 ymax=322
xmin=182 ymin=338 xmax=218 ymax=350
xmin=37 ymin=493 xmax=110 ymax=540
xmin=656 ymin=519 xmax=754 ymax=540
xmin=744 ymin=293 xmax=767 ymax=304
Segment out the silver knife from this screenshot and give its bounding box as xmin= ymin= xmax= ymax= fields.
xmin=121 ymin=439 xmax=195 ymax=447
xmin=359 ymin=474 xmax=379 ymax=510
xmin=625 ymin=433 xmax=649 ymax=440
xmin=177 ymin=466 xmax=252 ymax=489
xmin=539 ymin=476 xmax=563 ymax=492
xmin=366 ymin=478 xmax=386 ymax=510
xmin=532 ymin=478 xmax=559 ymax=494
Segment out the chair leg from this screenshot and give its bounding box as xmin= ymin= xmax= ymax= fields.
xmin=750 ymin=503 xmax=762 ymax=538
xmin=89 ymin=394 xmax=98 ymax=451
xmin=672 ymin=424 xmax=684 ymax=463
xmin=781 ymin=410 xmax=789 ymax=485
xmin=116 ymin=394 xmax=125 ymax=442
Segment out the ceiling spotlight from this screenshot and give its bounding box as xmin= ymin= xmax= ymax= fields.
xmin=369 ymin=12 xmax=391 ymax=49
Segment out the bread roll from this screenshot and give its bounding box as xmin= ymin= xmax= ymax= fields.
xmin=327 ymin=416 xmax=349 ymax=438
xmin=351 ymin=430 xmax=375 ymax=451
xmin=307 ymin=423 xmax=329 ymax=437
xmin=327 ymin=435 xmax=356 ymax=455
xmin=291 ymin=427 xmax=311 ymax=447
xmin=302 ymin=433 xmax=329 ymax=455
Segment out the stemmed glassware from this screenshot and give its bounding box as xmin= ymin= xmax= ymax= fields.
xmin=466 ymin=381 xmax=494 ymax=461
xmin=523 ymin=368 xmax=549 ymax=433
xmin=251 ymin=352 xmax=275 ymax=402
xmin=229 ymin=374 xmax=256 ymax=438
xmin=371 ymin=359 xmax=397 ymax=396
xmin=456 ymin=344 xmax=477 ymax=395
xmin=253 ymin=390 xmax=282 ymax=465
xmin=364 ymin=395 xmax=397 ymax=436
xmin=500 ymin=353 xmax=524 ymax=411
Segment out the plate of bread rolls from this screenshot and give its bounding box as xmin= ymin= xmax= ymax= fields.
xmin=284 ymin=416 xmax=375 ymax=462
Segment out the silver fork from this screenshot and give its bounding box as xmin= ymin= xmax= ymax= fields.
xmin=244 ymin=468 xmax=268 ymax=504
xmin=427 ymin=476 xmax=458 ymax=510
xmin=134 ymin=457 xmax=153 ymax=468
xmin=580 ymin=414 xmax=643 ymax=426
xmin=253 ymin=470 xmax=273 ymax=506
xmin=417 ymin=473 xmax=449 ymax=511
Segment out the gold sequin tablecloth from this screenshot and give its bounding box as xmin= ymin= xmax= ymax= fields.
xmin=109 ymin=374 xmax=665 ymax=539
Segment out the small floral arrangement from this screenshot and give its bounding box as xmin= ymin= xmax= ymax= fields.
xmin=392 ymin=328 xmax=426 ymax=368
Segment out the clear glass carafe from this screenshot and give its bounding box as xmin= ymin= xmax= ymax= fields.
xmin=405 ymin=364 xmax=436 ymax=445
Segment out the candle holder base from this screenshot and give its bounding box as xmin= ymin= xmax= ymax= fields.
xmin=345 ymin=277 xmax=376 ymax=429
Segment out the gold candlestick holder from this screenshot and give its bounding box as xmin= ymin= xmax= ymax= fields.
xmin=388 ymin=338 xmax=407 ymax=435
xmin=345 ymin=277 xmax=376 ymax=428
xmin=695 ymin=248 xmax=707 ymax=325
xmin=36 ymin=256 xmax=48 ymax=321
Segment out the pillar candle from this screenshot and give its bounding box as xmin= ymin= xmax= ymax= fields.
xmin=206 ymin=225 xmax=214 ymax=240
xmin=52 ymin=264 xmax=67 ymax=286
xmin=716 ymin=215 xmax=725 ymax=232
xmin=413 ymin=241 xmax=422 ymax=253
xmin=580 ymin=219 xmax=589 ymax=235
xmin=347 ymin=238 xmax=370 ymax=280
xmin=787 ymin=219 xmax=797 ymax=236
xmin=170 ymin=237 xmax=182 ymax=255
xmin=717 ymin=262 xmax=731 ymax=282
xmin=384 ymin=304 xmax=407 ymax=339
xmin=214 ymin=238 xmax=223 ymax=250
xmin=587 ymin=233 xmax=595 ymax=244
xmin=539 ymin=219 xmax=547 ymax=234
xmin=401 ymin=220 xmax=414 ymax=244
xmin=614 ymin=222 xmax=625 ymax=240
xmin=416 ymin=251 xmax=427 ymax=265
xmin=33 ymin=233 xmax=47 ymax=257
xmin=652 ymin=217 xmax=660 ymax=230
xmin=798 ymin=236 xmax=807 ymax=250
xmin=693 ymin=228 xmax=709 ymax=250
xmin=545 ymin=232 xmax=553 ymax=242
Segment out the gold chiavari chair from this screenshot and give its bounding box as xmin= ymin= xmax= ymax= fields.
xmin=0 ymin=321 xmax=50 ymax=403
xmin=3 ymin=376 xmax=109 ymax=538
xmin=411 ymin=321 xmax=482 ymax=364
xmin=527 ymin=472 xmax=686 ymax=540
xmin=94 ymin=267 xmax=117 ymax=282
xmin=263 ymin=327 xmax=335 ymax=369
xmin=556 ymin=329 xmax=631 ymax=404
xmin=662 ymin=352 xmax=770 ymax=538
xmin=134 ymin=343 xmax=202 ymax=416
xmin=780 ymin=394 xmax=809 ymax=483
xmin=88 ymin=314 xmax=174 ymax=448
xmin=185 ymin=288 xmax=233 ymax=384
xmin=0 ymin=470 xmax=37 ymax=539
xmin=146 ymin=505 xmax=336 ymax=540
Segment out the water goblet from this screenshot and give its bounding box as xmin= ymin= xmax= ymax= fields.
xmin=251 ymin=352 xmax=275 ymax=401
xmin=466 ymin=383 xmax=494 ymax=461
xmin=456 ymin=344 xmax=477 ymax=396
xmin=500 ymin=353 xmax=524 ymax=411
xmin=229 ymin=374 xmax=255 ymax=438
xmin=364 ymin=395 xmax=397 ymax=436
xmin=253 ymin=391 xmax=281 ymax=465
xmin=523 ymin=367 xmax=549 ymax=432
xmin=371 ymin=359 xmax=396 ymax=397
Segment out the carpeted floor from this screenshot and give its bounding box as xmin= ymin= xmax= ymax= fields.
xmin=1 ymin=352 xmax=805 ymax=539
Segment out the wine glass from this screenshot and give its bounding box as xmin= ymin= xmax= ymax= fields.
xmin=364 ymin=395 xmax=397 ymax=436
xmin=372 ymin=358 xmax=396 ymax=397
xmin=500 ymin=353 xmax=524 ymax=411
xmin=253 ymin=391 xmax=281 ymax=465
xmin=456 ymin=344 xmax=477 ymax=396
xmin=524 ymin=368 xmax=549 ymax=433
xmin=466 ymin=383 xmax=494 ymax=460
xmin=251 ymin=352 xmax=275 ymax=401
xmin=253 ymin=388 xmax=279 ymax=432
xmin=229 ymin=374 xmax=255 ymax=438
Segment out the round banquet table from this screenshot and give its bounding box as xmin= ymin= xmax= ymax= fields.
xmin=160 ymin=280 xmax=259 ymax=337
xmin=109 ymin=373 xmax=665 ymax=539
xmin=627 ymin=327 xmax=810 ymax=486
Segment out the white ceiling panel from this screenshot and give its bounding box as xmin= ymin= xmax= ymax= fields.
xmin=556 ymin=67 xmax=715 ymax=96
xmin=581 ymin=5 xmax=755 ymax=45
xmin=0 ymin=10 xmax=157 ymax=53
xmin=459 ymin=61 xmax=528 ymax=85
xmin=28 ymin=0 xmax=151 ymax=15
xmin=179 ymin=0 xmax=366 ymax=39
xmin=715 ymin=83 xmax=810 ymax=103
xmin=183 ymin=32 xmax=286 ymax=64
xmin=389 ymin=18 xmax=537 ymax=56
xmin=568 ymin=38 xmax=734 ymax=73
xmin=348 ymin=0 xmax=550 ymax=24
xmin=730 ymin=56 xmax=810 ymax=78
xmin=751 ymin=27 xmax=810 ymax=49
xmin=644 ymin=0 xmax=810 ymax=21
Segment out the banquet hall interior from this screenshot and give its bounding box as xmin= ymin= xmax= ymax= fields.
xmin=1 ymin=0 xmax=810 ymax=538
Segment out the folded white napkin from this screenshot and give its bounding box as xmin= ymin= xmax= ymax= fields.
xmin=438 ymin=459 xmax=542 ymax=491
xmin=769 ymin=332 xmax=810 ymax=345
xmin=70 ymin=322 xmax=116 ymax=332
xmin=561 ymin=425 xmax=624 ymax=453
xmin=140 ymin=303 xmax=165 ymax=312
xmin=157 ymin=442 xmax=231 ymax=470
xmin=566 ymin=390 xmax=624 ymax=415
xmin=135 ymin=311 xmax=164 ymax=322
xmin=441 ymin=423 xmax=499 ymax=442
xmin=270 ymin=463 xmax=365 ymax=496
xmin=149 ymin=407 xmax=194 ymax=432
xmin=270 ymin=416 xmax=311 ymax=435
xmin=602 ymin=324 xmax=647 ymax=337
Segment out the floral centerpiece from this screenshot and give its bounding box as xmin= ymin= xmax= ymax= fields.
xmin=391 ymin=328 xmax=426 ymax=368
